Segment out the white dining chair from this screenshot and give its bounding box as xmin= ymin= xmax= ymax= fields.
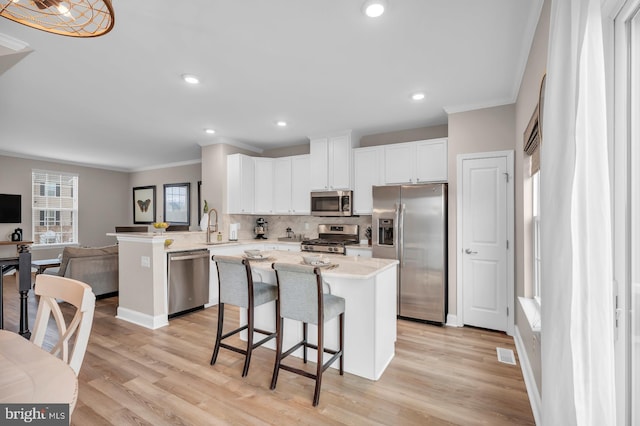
xmin=31 ymin=274 xmax=96 ymax=376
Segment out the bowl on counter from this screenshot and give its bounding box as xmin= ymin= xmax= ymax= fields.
xmin=302 ymin=254 xmax=330 ymax=266
xmin=244 ymin=249 xmax=262 ymax=258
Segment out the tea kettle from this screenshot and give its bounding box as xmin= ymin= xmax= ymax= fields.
xmin=11 ymin=228 xmax=22 ymax=242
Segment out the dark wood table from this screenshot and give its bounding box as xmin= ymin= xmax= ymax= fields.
xmin=0 ymin=241 xmax=33 ymax=338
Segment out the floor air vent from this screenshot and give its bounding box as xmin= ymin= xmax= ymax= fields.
xmin=496 ymin=347 xmax=517 ymax=365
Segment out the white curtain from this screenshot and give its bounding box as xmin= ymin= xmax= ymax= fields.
xmin=541 ymin=0 xmax=616 ymax=424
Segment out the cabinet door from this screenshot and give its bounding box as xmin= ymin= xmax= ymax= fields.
xmin=328 ymin=135 xmax=352 ymax=189
xmin=309 ymin=137 xmax=329 ymax=190
xmin=290 ymin=155 xmax=310 ymax=214
xmin=254 ymin=158 xmax=274 ymax=213
xmin=273 ymin=158 xmax=292 ymax=214
xmin=227 ymin=154 xmax=241 ymax=214
xmin=353 ymin=147 xmax=382 ymax=214
xmin=384 ymin=142 xmax=415 ymax=184
xmin=345 ymin=247 xmax=373 ymax=258
xmin=239 ymin=155 xmax=255 ymax=213
xmin=415 ymin=138 xmax=448 ymax=182
xmin=227 ymin=154 xmax=254 ymax=214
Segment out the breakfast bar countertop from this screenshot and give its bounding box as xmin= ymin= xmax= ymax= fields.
xmin=243 ymin=250 xmax=398 ymax=280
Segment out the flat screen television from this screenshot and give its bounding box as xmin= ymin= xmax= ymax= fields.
xmin=0 ymin=194 xmax=22 ymax=223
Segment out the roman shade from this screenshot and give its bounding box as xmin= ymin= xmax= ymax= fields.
xmin=524 ymin=104 xmax=541 ymax=175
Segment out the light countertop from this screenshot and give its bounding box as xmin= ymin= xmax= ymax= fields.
xmin=235 ymin=250 xmax=397 ymax=280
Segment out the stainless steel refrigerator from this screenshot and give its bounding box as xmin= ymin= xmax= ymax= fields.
xmin=372 ymin=184 xmax=447 ymax=323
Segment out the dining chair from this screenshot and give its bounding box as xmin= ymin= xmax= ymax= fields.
xmin=210 ymin=255 xmax=278 ymax=377
xmin=31 ymin=274 xmax=96 ymax=376
xmin=271 ymin=262 xmax=345 ymax=406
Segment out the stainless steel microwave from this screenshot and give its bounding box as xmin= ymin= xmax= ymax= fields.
xmin=310 ymin=190 xmax=353 ymax=217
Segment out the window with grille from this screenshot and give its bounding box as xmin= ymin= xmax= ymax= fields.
xmin=532 ymin=171 xmax=541 ymax=303
xmin=32 ymin=170 xmax=78 ymax=246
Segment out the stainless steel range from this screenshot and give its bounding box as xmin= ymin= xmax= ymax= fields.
xmin=301 ymin=224 xmax=359 ymax=255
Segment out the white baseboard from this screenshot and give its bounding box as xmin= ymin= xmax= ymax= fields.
xmin=116 ymin=307 xmax=169 ymax=330
xmin=446 ymin=314 xmax=461 ymax=327
xmin=514 ymin=325 xmax=542 ymax=425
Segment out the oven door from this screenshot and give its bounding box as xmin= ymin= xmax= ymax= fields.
xmin=310 ymin=190 xmax=352 ymax=216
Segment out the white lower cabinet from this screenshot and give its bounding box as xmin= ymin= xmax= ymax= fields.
xmin=345 ymin=247 xmax=373 ymax=258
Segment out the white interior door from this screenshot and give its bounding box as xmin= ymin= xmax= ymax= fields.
xmin=460 ymin=154 xmax=510 ymax=332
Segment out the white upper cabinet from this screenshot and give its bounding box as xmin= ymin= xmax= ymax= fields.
xmin=227 ymin=153 xmax=254 ymax=214
xmin=353 ymin=146 xmax=384 ymax=214
xmin=384 ymin=138 xmax=447 ymax=184
xmin=290 ymin=155 xmax=311 ymax=214
xmin=254 ymin=158 xmax=274 ymax=214
xmin=309 ymin=131 xmax=355 ymax=190
xmin=273 ymin=157 xmax=293 ymax=214
xmin=273 ymin=155 xmax=310 ymax=215
xmin=415 ymin=139 xmax=448 ymax=182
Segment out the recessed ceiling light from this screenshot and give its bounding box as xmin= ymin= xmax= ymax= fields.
xmin=205 ymin=128 xmax=215 ymax=135
xmin=182 ymin=74 xmax=200 ymax=85
xmin=411 ymin=92 xmax=425 ymax=101
xmin=276 ymin=121 xmax=287 ymax=127
xmin=363 ymin=0 xmax=387 ymax=18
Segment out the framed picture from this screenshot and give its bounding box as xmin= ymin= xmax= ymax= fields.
xmin=164 ymin=183 xmax=191 ymax=225
xmin=133 ymin=186 xmax=156 ymax=224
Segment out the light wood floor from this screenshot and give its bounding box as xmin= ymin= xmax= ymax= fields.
xmin=2 ymin=274 xmax=534 ymax=425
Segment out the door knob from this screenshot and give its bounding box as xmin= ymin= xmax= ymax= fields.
xmin=465 ymin=248 xmax=478 ymax=254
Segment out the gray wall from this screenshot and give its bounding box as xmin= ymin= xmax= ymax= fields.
xmin=0 ymin=155 xmax=129 ymax=260
xmin=262 ymin=143 xmax=310 ymax=158
xmin=512 ymin=0 xmax=550 ymax=396
xmin=129 ymin=162 xmax=203 ymax=228
xmin=359 ymin=125 xmax=448 ymax=147
xmin=447 ymin=104 xmax=517 ymax=315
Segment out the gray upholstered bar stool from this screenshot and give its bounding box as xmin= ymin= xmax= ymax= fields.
xmin=210 ymin=255 xmax=278 ymax=377
xmin=270 ymin=262 xmax=345 ymax=406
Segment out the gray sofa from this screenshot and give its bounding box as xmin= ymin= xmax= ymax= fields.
xmin=46 ymin=245 xmax=119 ymax=298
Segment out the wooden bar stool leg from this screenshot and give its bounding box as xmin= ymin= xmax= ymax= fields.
xmin=242 ymin=304 xmax=255 ymax=377
xmin=313 ymin=320 xmax=324 ymax=407
xmin=339 ymin=313 xmax=344 ymax=375
xmin=210 ymin=303 xmax=225 ymax=365
xmin=270 ymin=317 xmax=283 ymax=390
xmin=303 ymin=322 xmax=308 ymax=363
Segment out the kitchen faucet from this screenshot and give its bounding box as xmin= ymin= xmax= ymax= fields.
xmin=206 ymin=208 xmax=218 ymax=243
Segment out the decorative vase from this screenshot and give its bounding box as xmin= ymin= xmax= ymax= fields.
xmin=199 ymin=212 xmax=209 ymax=231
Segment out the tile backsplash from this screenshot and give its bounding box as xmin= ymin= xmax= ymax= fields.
xmin=221 ymin=214 xmax=372 ymax=242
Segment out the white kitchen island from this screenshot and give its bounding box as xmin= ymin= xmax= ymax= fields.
xmin=237 ymin=250 xmax=398 ymax=381
xmin=110 ymin=232 xmax=397 ymax=381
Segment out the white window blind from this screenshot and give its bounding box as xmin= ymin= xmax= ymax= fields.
xmin=32 ymin=170 xmax=78 ymax=246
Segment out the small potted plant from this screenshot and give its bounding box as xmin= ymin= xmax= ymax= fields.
xmin=365 ymin=226 xmax=372 ymax=246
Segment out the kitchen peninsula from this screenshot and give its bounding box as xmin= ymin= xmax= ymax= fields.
xmin=111 ymin=231 xmax=398 ymax=380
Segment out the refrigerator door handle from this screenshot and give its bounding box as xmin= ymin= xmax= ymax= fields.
xmin=398 ymin=203 xmax=405 ymax=266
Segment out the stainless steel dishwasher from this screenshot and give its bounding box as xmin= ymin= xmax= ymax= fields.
xmin=167 ymin=249 xmax=210 ymax=317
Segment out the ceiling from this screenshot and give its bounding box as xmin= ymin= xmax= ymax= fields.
xmin=0 ymin=0 xmax=542 ymax=172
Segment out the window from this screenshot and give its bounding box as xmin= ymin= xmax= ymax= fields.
xmin=32 ymin=170 xmax=78 ymax=246
xmin=532 ymin=171 xmax=541 ymax=302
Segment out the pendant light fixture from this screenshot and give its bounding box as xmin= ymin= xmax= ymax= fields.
xmin=0 ymin=0 xmax=114 ymax=37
